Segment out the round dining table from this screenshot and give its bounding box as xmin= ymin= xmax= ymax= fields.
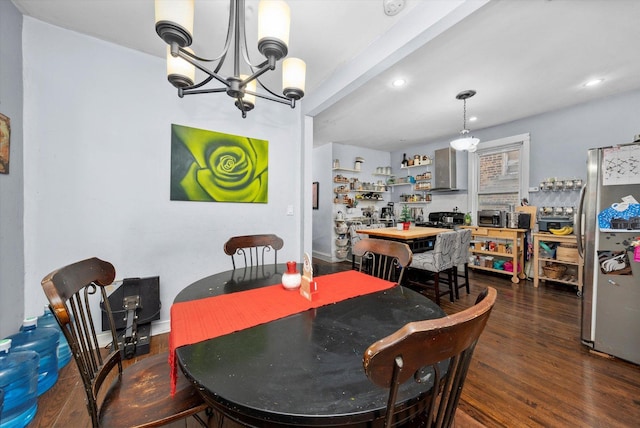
xmin=173 ymin=264 xmax=446 ymax=427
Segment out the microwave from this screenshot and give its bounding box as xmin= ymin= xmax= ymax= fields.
xmin=477 ymin=210 xmax=506 ymax=228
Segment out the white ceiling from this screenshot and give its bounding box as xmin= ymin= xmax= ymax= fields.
xmin=12 ymin=0 xmax=640 ymax=151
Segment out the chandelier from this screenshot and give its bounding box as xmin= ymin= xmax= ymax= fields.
xmin=155 ymin=0 xmax=306 ymax=118
xmin=450 ymin=90 xmax=479 ymax=152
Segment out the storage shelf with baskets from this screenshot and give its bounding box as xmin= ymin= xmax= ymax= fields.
xmin=462 ymin=226 xmax=527 ymax=284
xmin=532 ymin=232 xmax=583 ymax=296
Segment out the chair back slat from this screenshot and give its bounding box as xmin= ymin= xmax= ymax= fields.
xmin=352 ymin=238 xmax=412 ymax=283
xmin=224 ymin=234 xmax=284 ymax=269
xmin=364 ymin=287 xmax=497 ymax=428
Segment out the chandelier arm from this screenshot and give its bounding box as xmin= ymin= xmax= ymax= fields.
xmin=248 ymin=90 xmax=295 ymax=107
xmin=181 ymin=87 xmax=228 ymax=96
xmin=254 ymin=76 xmax=289 ymax=101
xmin=184 ymin=75 xmax=215 ymax=91
xmin=238 ymin=0 xmax=264 ymax=69
xmin=241 ymin=57 xmax=276 ymax=88
xmin=177 ymin=49 xmax=230 ymax=88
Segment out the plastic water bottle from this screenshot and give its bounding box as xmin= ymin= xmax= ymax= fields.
xmin=0 ymin=339 xmax=39 ymax=428
xmin=6 ymin=318 xmax=59 ymax=396
xmin=37 ymin=306 xmax=72 ymax=369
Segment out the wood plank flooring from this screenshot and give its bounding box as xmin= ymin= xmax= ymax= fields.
xmin=27 ymin=264 xmax=640 ymax=427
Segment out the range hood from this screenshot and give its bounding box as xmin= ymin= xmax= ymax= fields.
xmin=432 ymin=147 xmax=460 ymax=191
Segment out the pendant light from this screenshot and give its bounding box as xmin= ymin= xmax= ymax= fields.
xmin=450 ymin=90 xmax=480 ymax=152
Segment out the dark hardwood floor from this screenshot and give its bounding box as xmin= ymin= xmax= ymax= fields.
xmin=28 ymin=262 xmax=640 ymax=427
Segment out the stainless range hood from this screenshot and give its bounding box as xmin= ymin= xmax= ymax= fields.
xmin=432 ymin=147 xmax=460 ymax=191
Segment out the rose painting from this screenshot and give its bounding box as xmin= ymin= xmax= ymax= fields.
xmin=0 ymin=113 xmax=10 ymax=174
xmin=170 ymin=124 xmax=268 ymax=203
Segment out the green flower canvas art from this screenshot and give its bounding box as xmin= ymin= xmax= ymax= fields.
xmin=170 ymin=124 xmax=269 ymax=203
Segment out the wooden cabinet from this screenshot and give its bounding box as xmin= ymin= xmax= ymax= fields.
xmin=532 ymin=233 xmax=583 ymax=296
xmin=462 ymin=226 xmax=527 ymax=284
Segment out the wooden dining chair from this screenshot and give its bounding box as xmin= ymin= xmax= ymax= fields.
xmin=41 ymin=257 xmax=209 ymax=428
xmin=352 ymin=238 xmax=413 ymax=284
xmin=408 ymin=231 xmax=458 ymax=306
xmin=363 ymin=287 xmax=497 ymax=428
xmin=224 ymin=234 xmax=284 ymax=269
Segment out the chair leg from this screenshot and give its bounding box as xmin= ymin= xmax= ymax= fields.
xmin=453 ymin=266 xmax=461 ymax=300
xmin=463 ymin=263 xmax=470 ymax=295
xmin=446 ymin=270 xmax=455 ymax=302
xmin=453 ymin=263 xmax=471 ymax=300
xmin=433 ymin=273 xmax=441 ymax=306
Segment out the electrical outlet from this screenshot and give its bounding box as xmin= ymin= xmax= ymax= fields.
xmin=528 ymin=186 xmax=539 ymax=192
xmin=286 ymin=205 xmax=294 ymax=216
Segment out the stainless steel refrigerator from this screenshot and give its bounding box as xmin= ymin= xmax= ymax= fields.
xmin=577 ymin=141 xmax=640 ymax=365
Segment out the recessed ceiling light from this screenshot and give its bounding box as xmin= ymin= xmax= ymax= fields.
xmin=392 ymin=78 xmax=406 ymax=88
xmin=469 ymin=116 xmax=478 ymax=122
xmin=584 ymin=78 xmax=604 ymax=87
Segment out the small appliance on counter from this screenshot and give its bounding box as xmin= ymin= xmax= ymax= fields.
xmin=506 ymin=211 xmax=532 ymax=229
xmin=418 ymin=211 xmax=465 ymax=229
xmin=477 ymin=210 xmax=506 ymax=228
xmin=538 ymin=216 xmax=573 ymax=232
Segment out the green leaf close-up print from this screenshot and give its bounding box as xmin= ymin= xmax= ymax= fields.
xmin=170 ymin=124 xmax=269 ymax=203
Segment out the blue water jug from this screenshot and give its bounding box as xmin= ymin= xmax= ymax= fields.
xmin=0 ymin=339 xmax=39 ymax=428
xmin=6 ymin=317 xmax=58 ymax=396
xmin=38 ymin=306 xmax=72 ymax=369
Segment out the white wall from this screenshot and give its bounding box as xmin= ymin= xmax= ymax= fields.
xmin=21 ymin=18 xmax=305 ymax=329
xmin=311 ymin=143 xmax=333 ymax=261
xmin=0 ymin=0 xmax=25 ymax=338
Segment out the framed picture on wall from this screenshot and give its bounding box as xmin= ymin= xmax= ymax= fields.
xmin=312 ymin=182 xmax=319 ymax=210
xmin=0 ymin=113 xmax=10 ymax=174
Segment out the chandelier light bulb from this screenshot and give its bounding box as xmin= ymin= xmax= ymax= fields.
xmin=155 ymin=0 xmax=194 ymax=47
xmin=258 ymin=0 xmax=290 ymax=60
xmin=166 ymin=46 xmax=195 ymax=88
xmin=241 ymin=75 xmax=257 ymax=108
xmin=282 ymin=58 xmax=306 ymax=100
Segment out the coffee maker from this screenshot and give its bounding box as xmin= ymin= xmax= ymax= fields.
xmin=381 ymin=203 xmax=394 ymax=222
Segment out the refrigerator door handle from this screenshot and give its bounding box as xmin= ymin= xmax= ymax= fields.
xmin=576 ymin=183 xmax=586 ymax=258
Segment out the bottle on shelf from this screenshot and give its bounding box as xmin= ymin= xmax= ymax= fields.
xmin=401 ymin=153 xmax=408 ymax=168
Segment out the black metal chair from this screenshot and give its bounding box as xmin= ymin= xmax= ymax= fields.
xmin=41 ymin=257 xmax=209 ymax=428
xmin=363 ymin=287 xmax=497 ymax=428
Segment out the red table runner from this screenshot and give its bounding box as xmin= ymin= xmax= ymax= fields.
xmin=169 ymin=270 xmax=395 ymax=394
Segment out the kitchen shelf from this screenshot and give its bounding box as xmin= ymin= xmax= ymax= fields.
xmin=332 ymin=167 xmax=360 ymax=173
xmin=400 ymin=161 xmax=432 ymax=169
xmin=463 ymin=226 xmax=527 ymax=284
xmin=532 ymin=233 xmax=583 ymax=295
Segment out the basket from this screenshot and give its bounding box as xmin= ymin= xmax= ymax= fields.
xmin=335 ymin=238 xmax=349 ymax=247
xmin=556 ymin=244 xmax=578 ymax=263
xmin=542 ymin=263 xmax=567 ymax=279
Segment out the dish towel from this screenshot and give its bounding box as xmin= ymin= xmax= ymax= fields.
xmin=169 ymin=270 xmax=396 ymax=394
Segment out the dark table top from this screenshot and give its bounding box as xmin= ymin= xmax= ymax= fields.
xmin=174 ymin=264 xmax=446 ymax=427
